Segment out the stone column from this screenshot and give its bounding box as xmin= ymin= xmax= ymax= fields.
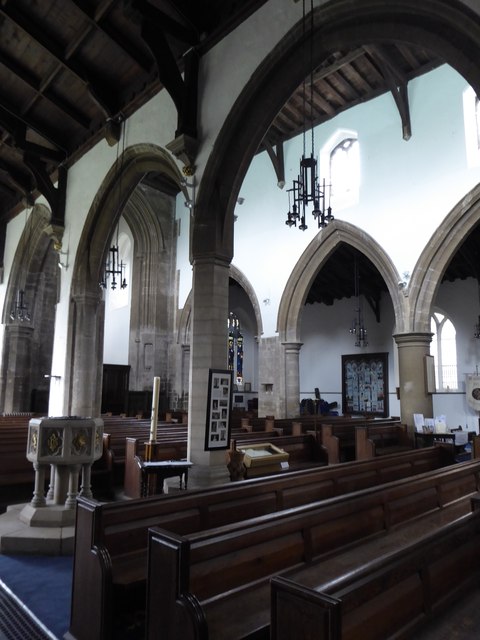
xmin=2 ymin=324 xmax=34 ymax=413
xmin=394 ymin=332 xmax=434 ymax=431
xmin=283 ymin=341 xmax=303 ymax=418
xmin=69 ymin=291 xmax=103 ymax=417
xmin=187 ymin=256 xmax=230 ymax=487
xmin=30 ymin=462 xmax=47 ymax=507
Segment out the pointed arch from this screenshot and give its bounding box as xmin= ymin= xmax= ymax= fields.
xmin=408 ymin=183 xmax=480 ymax=333
xmin=229 ymin=264 xmax=263 ymax=339
xmin=1 ymin=203 xmax=61 ymax=412
xmin=71 ymin=144 xmax=185 ymax=298
xmin=277 ymin=220 xmax=403 ymax=343
xmin=193 ymin=0 xmax=480 ymax=263
xmin=66 ymin=143 xmax=187 ymax=416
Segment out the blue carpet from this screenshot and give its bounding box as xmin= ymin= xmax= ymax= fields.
xmin=0 ymin=554 xmax=72 ymax=639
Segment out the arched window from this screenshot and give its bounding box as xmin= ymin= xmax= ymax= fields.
xmin=430 ymin=311 xmax=458 ymax=391
xmin=321 ymin=130 xmax=360 ymax=211
xmin=462 ymin=85 xmax=480 ymax=167
xmin=228 ymin=312 xmax=243 ymax=384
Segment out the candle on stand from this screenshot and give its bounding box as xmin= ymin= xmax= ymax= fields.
xmin=150 ymin=376 xmax=160 ymax=442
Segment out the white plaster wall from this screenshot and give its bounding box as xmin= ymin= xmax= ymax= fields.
xmin=234 ymin=64 xmax=478 ymax=337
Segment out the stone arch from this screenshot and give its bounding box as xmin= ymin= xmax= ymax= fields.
xmin=277 ymin=220 xmax=403 ymax=344
xmin=192 ymin=0 xmax=480 ymax=262
xmin=229 ymin=264 xmax=264 ymax=339
xmin=408 ymin=183 xmax=480 ymax=333
xmin=1 ymin=203 xmax=61 ymax=412
xmin=66 ymin=143 xmax=186 ymax=416
xmin=71 ymin=143 xmax=185 ymax=298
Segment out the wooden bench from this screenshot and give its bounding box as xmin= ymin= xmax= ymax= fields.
xmin=145 ymin=458 xmax=480 ymax=640
xmin=66 ymin=445 xmax=455 ymax=640
xmin=270 ymin=497 xmax=480 ymax=639
xmin=355 ymin=423 xmax=413 ymax=460
xmin=321 ymin=419 xmax=407 ymax=464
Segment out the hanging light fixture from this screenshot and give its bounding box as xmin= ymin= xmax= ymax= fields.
xmin=285 ymin=0 xmax=333 ymax=231
xmin=350 ymin=255 xmax=368 ymax=347
xmin=10 ymin=198 xmax=32 ymax=322
xmin=474 ymin=282 xmax=480 ymax=338
xmin=99 ymin=239 xmax=127 ymax=291
xmin=100 ymin=118 xmax=128 ymax=291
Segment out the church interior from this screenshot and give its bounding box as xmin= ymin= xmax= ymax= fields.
xmin=1 ymin=0 xmax=480 ymax=638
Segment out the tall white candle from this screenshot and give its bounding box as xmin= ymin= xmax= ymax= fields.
xmin=150 ymin=376 xmax=160 ymax=442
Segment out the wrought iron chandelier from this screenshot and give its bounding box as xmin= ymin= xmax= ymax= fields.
xmin=100 ymin=242 xmax=127 ymax=291
xmin=285 ymin=0 xmax=333 ymax=231
xmin=10 ymin=199 xmax=32 ymax=322
xmin=350 ymin=256 xmax=368 ymax=347
xmin=10 ymin=288 xmax=31 ymax=322
xmin=475 ymin=283 xmax=480 ymax=338
xmin=100 ymin=121 xmax=128 ymax=292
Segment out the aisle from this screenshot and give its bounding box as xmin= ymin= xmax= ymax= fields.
xmin=0 ymin=554 xmax=72 ymax=639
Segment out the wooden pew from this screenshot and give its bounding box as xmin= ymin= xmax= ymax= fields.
xmin=145 ymin=459 xmax=480 ymax=640
xmin=355 ymin=422 xmax=413 ymax=460
xmin=66 ymin=445 xmax=455 ymax=640
xmin=271 ymin=497 xmax=480 ymax=640
xmin=321 ymin=418 xmax=406 ymax=464
xmin=0 ymin=416 xmax=39 ymax=505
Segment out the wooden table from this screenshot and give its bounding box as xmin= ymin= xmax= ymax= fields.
xmin=135 ymin=457 xmax=192 ymax=496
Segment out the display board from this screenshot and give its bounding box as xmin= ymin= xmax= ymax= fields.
xmin=342 ymin=352 xmax=389 ymax=417
xmin=204 ymin=369 xmax=233 ymax=450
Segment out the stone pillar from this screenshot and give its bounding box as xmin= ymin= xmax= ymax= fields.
xmin=69 ymin=291 xmax=103 ymax=417
xmin=394 ymin=332 xmax=434 ymax=431
xmin=187 ymin=257 xmax=230 ymax=487
xmin=30 ymin=462 xmax=47 ymax=507
xmin=1 ymin=324 xmax=34 ymax=413
xmin=283 ymin=342 xmax=303 ymax=418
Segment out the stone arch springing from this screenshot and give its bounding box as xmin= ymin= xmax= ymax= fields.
xmin=408 ymin=182 xmax=480 ymax=333
xmin=277 ymin=220 xmax=403 ymax=344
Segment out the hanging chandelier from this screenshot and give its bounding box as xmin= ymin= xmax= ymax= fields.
xmin=10 ymin=199 xmax=32 ymax=322
xmin=475 ymin=316 xmax=480 ymax=339
xmin=10 ymin=288 xmax=31 ymax=322
xmin=100 ymin=244 xmax=127 ymax=290
xmin=285 ymin=0 xmax=333 ymax=231
xmin=350 ymin=256 xmax=368 ymax=347
xmin=100 ymin=120 xmax=128 ymax=292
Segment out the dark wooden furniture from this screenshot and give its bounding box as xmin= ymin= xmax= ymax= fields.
xmin=101 ymin=364 xmax=130 ymax=414
xmin=145 ymin=459 xmax=480 ymax=640
xmin=270 ymin=499 xmax=480 ymax=640
xmin=355 ymin=422 xmax=413 ymax=460
xmin=66 ymin=446 xmax=455 ymax=640
xmin=135 ymin=457 xmax=192 ymax=496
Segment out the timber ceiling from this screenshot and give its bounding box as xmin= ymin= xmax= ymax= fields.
xmin=0 ymin=0 xmax=475 ymax=308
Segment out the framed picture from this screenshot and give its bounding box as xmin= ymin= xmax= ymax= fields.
xmin=342 ymin=352 xmax=389 ymax=417
xmin=204 ymin=369 xmax=233 ymax=450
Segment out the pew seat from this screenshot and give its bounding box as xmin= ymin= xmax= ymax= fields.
xmin=146 ymin=459 xmax=480 ymax=640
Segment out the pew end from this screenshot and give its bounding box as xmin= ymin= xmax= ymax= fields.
xmin=271 ymin=576 xmax=341 ymax=640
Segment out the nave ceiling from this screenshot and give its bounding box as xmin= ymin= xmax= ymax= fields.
xmin=0 ymin=0 xmax=476 ymax=307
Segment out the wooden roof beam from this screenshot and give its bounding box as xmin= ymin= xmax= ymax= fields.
xmin=364 ymin=45 xmax=412 ymax=140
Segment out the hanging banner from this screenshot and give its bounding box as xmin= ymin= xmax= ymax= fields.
xmin=465 ymin=374 xmax=480 ymax=411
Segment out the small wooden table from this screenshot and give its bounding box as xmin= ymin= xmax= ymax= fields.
xmin=135 ymin=457 xmax=192 ymax=496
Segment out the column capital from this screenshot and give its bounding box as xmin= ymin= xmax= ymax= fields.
xmin=393 ymin=332 xmax=433 ymax=347
xmin=281 ymin=341 xmax=303 ymax=353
